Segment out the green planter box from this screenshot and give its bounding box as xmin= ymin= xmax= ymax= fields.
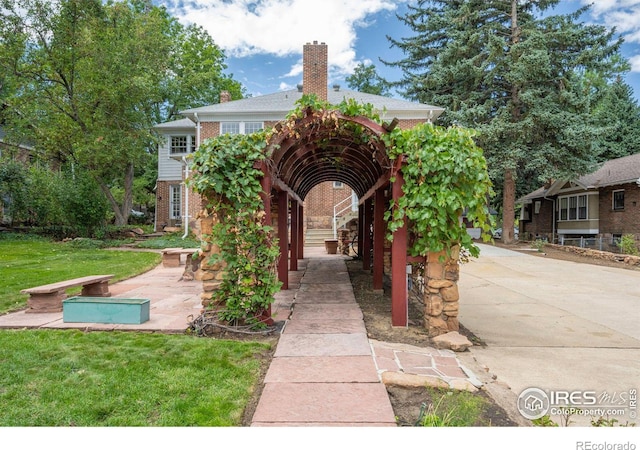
xmin=63 ymin=297 xmax=150 ymax=324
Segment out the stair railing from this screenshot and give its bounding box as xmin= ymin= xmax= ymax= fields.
xmin=333 ymin=193 xmax=358 ymax=239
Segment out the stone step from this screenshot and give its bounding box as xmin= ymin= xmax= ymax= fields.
xmin=305 ymin=229 xmax=335 ymax=247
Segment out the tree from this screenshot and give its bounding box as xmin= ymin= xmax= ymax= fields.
xmin=159 ymin=23 xmax=245 ymax=123
xmin=346 ymin=62 xmax=392 ymax=96
xmin=0 ymin=0 xmax=243 ymax=226
xmin=385 ymin=0 xmax=626 ymax=243
xmin=591 ymin=77 xmax=640 ymax=161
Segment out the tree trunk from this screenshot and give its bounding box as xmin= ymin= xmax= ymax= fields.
xmin=502 ymin=0 xmax=520 ymax=245
xmin=97 ymin=163 xmax=134 ymax=226
xmin=502 ymin=168 xmax=516 ymax=244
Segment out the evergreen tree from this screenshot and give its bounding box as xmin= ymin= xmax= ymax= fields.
xmin=592 ymin=77 xmax=640 ymax=161
xmin=385 ymin=0 xmax=626 ymax=243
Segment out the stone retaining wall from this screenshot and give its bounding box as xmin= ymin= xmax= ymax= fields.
xmin=546 ymin=243 xmax=640 ymax=267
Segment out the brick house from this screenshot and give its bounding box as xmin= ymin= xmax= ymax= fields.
xmin=518 ymin=152 xmax=640 ymax=248
xmin=153 ymin=41 xmax=444 ymax=241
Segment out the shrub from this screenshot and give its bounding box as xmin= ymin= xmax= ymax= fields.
xmin=618 ymin=234 xmax=639 ymax=256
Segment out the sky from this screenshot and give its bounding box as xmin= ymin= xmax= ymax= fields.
xmin=160 ymin=0 xmax=640 ymax=103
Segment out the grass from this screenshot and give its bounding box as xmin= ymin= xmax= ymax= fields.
xmin=0 ymin=234 xmax=161 ymax=314
xmin=134 ymin=232 xmax=200 ymax=249
xmin=0 ymin=329 xmax=270 ymax=426
xmin=418 ymin=387 xmax=492 ymax=427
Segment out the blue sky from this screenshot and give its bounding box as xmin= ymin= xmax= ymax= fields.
xmin=161 ymin=0 xmax=640 ymax=103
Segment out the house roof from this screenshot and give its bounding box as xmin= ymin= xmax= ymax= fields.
xmin=177 ymin=88 xmax=444 ymax=122
xmin=153 ymin=118 xmax=195 ymax=131
xmin=518 ymin=152 xmax=640 ymax=203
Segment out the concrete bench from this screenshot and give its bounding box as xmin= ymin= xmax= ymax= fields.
xmin=161 ymin=248 xmax=198 ymax=267
xmin=21 ymin=275 xmax=114 ymax=313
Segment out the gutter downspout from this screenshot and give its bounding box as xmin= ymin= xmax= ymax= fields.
xmin=181 ymin=112 xmax=199 ymax=239
xmin=182 ymin=155 xmax=189 ymax=239
xmin=543 ymin=195 xmax=556 ymax=243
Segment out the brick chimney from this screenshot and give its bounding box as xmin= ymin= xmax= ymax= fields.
xmin=219 ymin=90 xmax=231 ymax=103
xmin=303 ymin=41 xmax=328 ymax=101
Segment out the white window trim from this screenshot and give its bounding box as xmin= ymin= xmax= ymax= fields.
xmin=169 ymin=184 xmax=182 ymax=219
xmin=169 ymin=135 xmax=196 ymax=155
xmin=557 ymin=193 xmax=588 ymax=222
xmin=220 ymin=121 xmax=264 ymax=135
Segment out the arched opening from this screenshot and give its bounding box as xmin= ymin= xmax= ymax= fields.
xmin=260 ymin=107 xmax=409 ymax=326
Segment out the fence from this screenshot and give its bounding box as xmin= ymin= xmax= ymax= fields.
xmin=557 ymin=236 xmax=622 ymax=253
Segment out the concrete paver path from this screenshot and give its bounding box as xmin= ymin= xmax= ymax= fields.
xmin=251 ymin=253 xmax=397 ymax=426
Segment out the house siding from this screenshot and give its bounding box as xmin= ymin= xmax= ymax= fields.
xmin=157 ymin=136 xmax=186 ymax=180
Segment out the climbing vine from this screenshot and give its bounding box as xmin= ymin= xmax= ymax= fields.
xmin=188 ymin=131 xmax=281 ymax=326
xmin=383 ymin=123 xmax=494 ymax=258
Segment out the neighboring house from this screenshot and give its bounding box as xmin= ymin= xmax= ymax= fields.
xmin=153 ymin=41 xmax=444 ymax=238
xmin=0 ymin=126 xmax=34 ymax=224
xmin=518 ymin=152 xmax=640 ymax=248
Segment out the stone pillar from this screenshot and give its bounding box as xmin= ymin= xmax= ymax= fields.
xmin=194 ymin=210 xmax=225 ymax=310
xmin=424 ymin=246 xmax=460 ymax=337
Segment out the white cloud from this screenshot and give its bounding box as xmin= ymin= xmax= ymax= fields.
xmin=629 ymin=54 xmax=640 ymax=72
xmin=164 ymin=0 xmax=403 ymax=78
xmin=579 ymin=0 xmax=640 ymax=42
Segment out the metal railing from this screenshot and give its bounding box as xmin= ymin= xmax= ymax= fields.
xmin=333 ymin=193 xmax=358 ymax=239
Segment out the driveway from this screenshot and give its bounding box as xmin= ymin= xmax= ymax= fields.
xmin=458 ymin=244 xmax=640 ymax=426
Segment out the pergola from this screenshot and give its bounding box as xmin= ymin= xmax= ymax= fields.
xmin=258 ymin=107 xmax=410 ymax=326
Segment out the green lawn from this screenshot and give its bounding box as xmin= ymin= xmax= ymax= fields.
xmin=0 ymin=329 xmax=270 ymax=426
xmin=0 ymin=235 xmax=161 ymax=314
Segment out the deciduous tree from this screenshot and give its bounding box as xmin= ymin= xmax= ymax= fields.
xmin=0 ymin=0 xmax=242 ymax=226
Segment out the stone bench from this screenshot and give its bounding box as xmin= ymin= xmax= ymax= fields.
xmin=21 ymin=275 xmax=114 ymax=313
xmin=161 ymin=248 xmax=198 ymax=267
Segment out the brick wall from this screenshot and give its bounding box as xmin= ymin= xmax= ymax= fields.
xmin=520 ymin=199 xmax=555 ymax=241
xmin=598 ymin=183 xmax=640 ymax=238
xmin=200 ymin=122 xmax=219 ymax=141
xmin=305 ymin=181 xmax=354 ymax=229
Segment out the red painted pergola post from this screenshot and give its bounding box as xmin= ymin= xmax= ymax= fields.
xmin=259 ymin=164 xmax=273 ymax=319
xmin=297 ymin=203 xmax=304 ymax=260
xmin=278 ymin=192 xmax=289 ymax=290
xmin=363 ymin=198 xmax=373 ymax=270
xmin=391 ymin=168 xmax=408 ymax=327
xmin=290 ymin=198 xmax=298 ymax=271
xmin=357 ymin=204 xmax=364 ymax=260
xmin=373 ymin=187 xmax=385 ymax=291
